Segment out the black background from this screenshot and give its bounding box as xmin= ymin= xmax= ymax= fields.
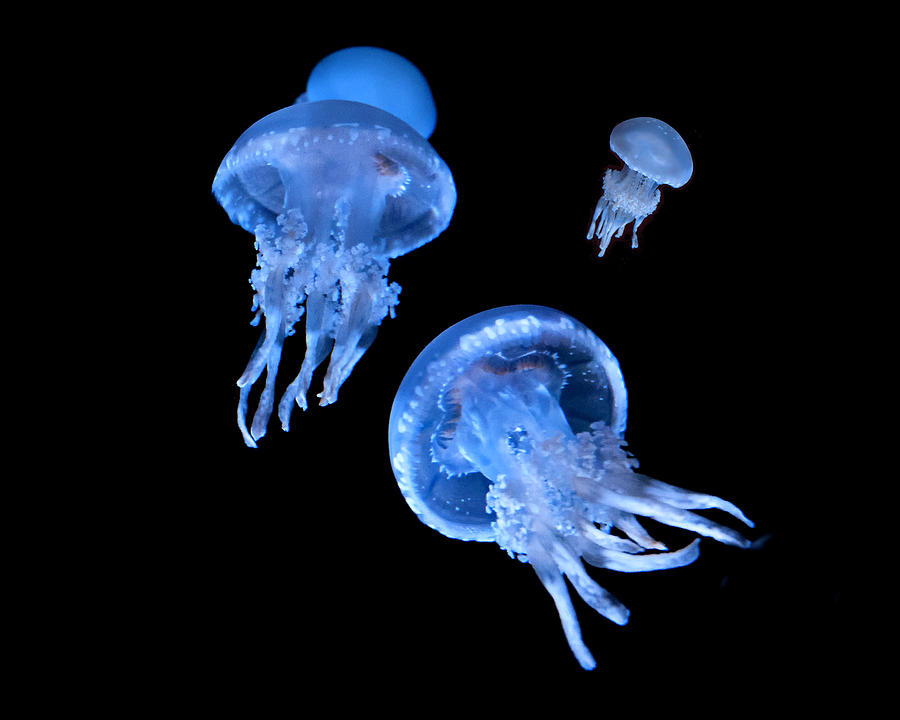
xmin=106 ymin=13 xmax=846 ymax=709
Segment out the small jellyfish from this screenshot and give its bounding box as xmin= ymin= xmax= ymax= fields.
xmin=388 ymin=306 xmax=752 ymax=670
xmin=586 ymin=117 xmax=693 ymax=256
xmin=213 ymin=47 xmax=456 ymax=447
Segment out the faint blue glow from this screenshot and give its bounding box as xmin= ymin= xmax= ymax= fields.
xmin=213 ymin=52 xmax=456 ymax=448
xmin=587 ymin=117 xmax=693 ymax=256
xmin=388 ymin=306 xmax=752 ymax=670
xmin=301 ymin=46 xmax=437 ymax=139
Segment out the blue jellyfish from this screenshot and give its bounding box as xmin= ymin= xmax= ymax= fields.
xmin=213 ymin=47 xmax=456 ymax=448
xmin=388 ymin=306 xmax=752 ymax=670
xmin=299 ymin=46 xmax=436 ymax=139
xmin=586 ymin=117 xmax=693 ymax=256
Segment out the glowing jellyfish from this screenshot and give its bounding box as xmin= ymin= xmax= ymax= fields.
xmin=586 ymin=117 xmax=693 ymax=257
xmin=213 ymin=48 xmax=456 ymax=448
xmin=300 ymin=46 xmax=436 ymax=139
xmin=388 ymin=305 xmax=752 ymax=670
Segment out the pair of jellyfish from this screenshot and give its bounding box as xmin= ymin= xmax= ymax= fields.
xmin=213 ymin=48 xmax=747 ymax=670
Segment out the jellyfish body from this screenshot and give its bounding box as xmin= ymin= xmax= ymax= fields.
xmin=586 ymin=117 xmax=693 ymax=256
xmin=213 ymin=50 xmax=456 ymax=448
xmin=301 ymin=47 xmax=437 ymax=139
xmin=388 ymin=306 xmax=752 ymax=670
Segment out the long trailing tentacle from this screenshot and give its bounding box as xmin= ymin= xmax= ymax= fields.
xmin=277 ymin=290 xmax=336 ymax=431
xmin=236 ymin=297 xmax=284 ymax=448
xmin=319 ymin=287 xmax=377 ymax=407
xmin=550 ymin=539 xmax=630 ymax=625
xmin=248 ymin=321 xmax=286 ymax=443
xmin=575 ymin=423 xmax=753 ymax=546
xmin=236 ymin=332 xmax=265 ymax=447
xmin=582 ymin=538 xmax=700 ymax=573
xmin=319 ymin=268 xmax=398 ymax=407
xmin=529 ymin=541 xmax=597 ymax=672
xmin=637 ymin=474 xmax=755 ymax=528
xmin=578 ymin=474 xmax=751 ymax=548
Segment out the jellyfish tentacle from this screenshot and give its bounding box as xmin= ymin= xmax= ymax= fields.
xmin=236 ymin=306 xmax=280 ymax=390
xmin=319 ymin=295 xmax=376 ymax=406
xmin=587 ymin=167 xmax=661 ymax=256
xmin=236 ymin=270 xmax=286 ymax=447
xmin=529 ymin=542 xmax=597 ymax=671
xmin=578 ymin=475 xmax=751 ymax=548
xmin=550 ymin=539 xmax=630 ymax=625
xmin=277 ymin=290 xmax=336 ymax=430
xmin=637 ymin=475 xmax=755 ymax=528
xmin=236 ymin=314 xmax=285 ymax=446
xmin=237 ymin=385 xmax=255 ymax=448
xmin=607 ymin=508 xmax=669 ymax=551
xmin=248 ymin=320 xmax=286 ymax=443
xmin=579 ymin=520 xmax=643 ymax=554
xmin=236 ymin=332 xmax=266 ymax=447
xmin=574 ymin=425 xmax=752 ymax=545
xmin=586 ymin=196 xmax=606 ymax=241
xmin=320 ymin=264 xmax=400 ymax=406
xmin=630 ymin=215 xmax=648 ymax=248
xmin=582 ymin=538 xmax=701 ymax=573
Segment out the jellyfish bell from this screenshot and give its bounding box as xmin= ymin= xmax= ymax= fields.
xmin=214 ymin=50 xmax=456 ymax=448
xmin=388 ymin=305 xmax=752 ymax=670
xmin=609 ymin=117 xmax=693 ymax=188
xmin=586 ymin=117 xmax=693 ymax=256
xmin=301 ymin=46 xmax=437 ymax=139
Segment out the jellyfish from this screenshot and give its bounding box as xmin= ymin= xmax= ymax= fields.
xmin=299 ymin=46 xmax=436 ymax=139
xmin=213 ymin=47 xmax=456 ymax=447
xmin=586 ymin=117 xmax=693 ymax=256
xmin=388 ymin=305 xmax=753 ymax=670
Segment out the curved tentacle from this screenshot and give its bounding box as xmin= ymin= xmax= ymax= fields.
xmin=551 ymin=539 xmax=630 ymax=625
xmin=582 ymin=538 xmax=701 ymax=573
xmin=529 ymin=541 xmax=597 ymax=672
xmin=580 ymin=476 xmax=751 ymax=548
xmin=236 ymin=295 xmax=284 ymax=448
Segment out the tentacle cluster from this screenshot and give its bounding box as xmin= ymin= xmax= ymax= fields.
xmin=586 ymin=167 xmax=661 ymax=256
xmin=485 ymin=422 xmax=753 ymax=670
xmin=236 ymin=209 xmax=401 ymax=448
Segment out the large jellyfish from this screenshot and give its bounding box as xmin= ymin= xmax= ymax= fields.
xmin=586 ymin=117 xmax=693 ymax=256
xmin=213 ymin=47 xmax=456 ymax=447
xmin=388 ymin=305 xmax=753 ymax=670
